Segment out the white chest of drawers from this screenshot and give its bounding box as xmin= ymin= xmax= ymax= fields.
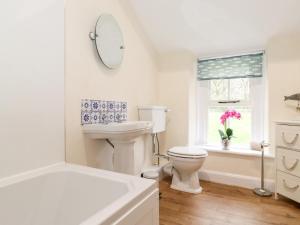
xmin=275 ymin=121 xmax=300 ymax=203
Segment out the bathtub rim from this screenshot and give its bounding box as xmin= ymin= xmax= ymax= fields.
xmin=0 ymin=162 xmax=157 ymax=225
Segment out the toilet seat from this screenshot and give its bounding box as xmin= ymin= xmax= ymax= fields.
xmin=167 ymin=146 xmax=207 ymax=159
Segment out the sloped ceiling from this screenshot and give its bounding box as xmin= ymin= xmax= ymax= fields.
xmin=127 ymin=0 xmax=300 ymax=57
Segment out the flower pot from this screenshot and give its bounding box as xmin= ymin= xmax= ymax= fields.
xmin=222 ymin=139 xmax=230 ymax=150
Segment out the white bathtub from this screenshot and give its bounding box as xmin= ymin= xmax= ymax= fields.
xmin=0 ymin=163 xmax=159 ymax=225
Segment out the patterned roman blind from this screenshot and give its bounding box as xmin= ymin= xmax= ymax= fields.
xmin=197 ymin=52 xmax=264 ymax=80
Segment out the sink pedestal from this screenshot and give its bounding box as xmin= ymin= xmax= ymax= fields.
xmin=112 ymin=140 xmax=136 ymax=175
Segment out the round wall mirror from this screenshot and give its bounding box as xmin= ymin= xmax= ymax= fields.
xmin=89 ymin=14 xmax=124 ymax=69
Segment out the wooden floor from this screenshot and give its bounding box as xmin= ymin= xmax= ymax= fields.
xmin=159 ymin=178 xmax=300 ymax=225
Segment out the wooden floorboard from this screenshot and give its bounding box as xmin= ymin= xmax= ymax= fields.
xmin=159 ymin=178 xmax=300 ymax=225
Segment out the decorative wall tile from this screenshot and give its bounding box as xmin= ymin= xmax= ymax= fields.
xmin=114 ymin=111 xmax=122 ymax=122
xmin=91 ymin=100 xmax=101 ymax=112
xmin=107 ymin=101 xmax=115 ymax=112
xmin=121 ymin=112 xmax=127 ymax=121
xmin=100 ymin=112 xmax=107 ymax=123
xmin=81 ymin=111 xmax=91 ymax=124
xmin=121 ymin=102 xmax=127 ymax=112
xmin=91 ymin=112 xmax=100 ymax=124
xmin=81 ymin=99 xmax=127 ymax=125
xmin=115 ymin=101 xmax=121 ymax=111
xmin=107 ymin=112 xmax=115 ymax=123
xmin=100 ymin=101 xmax=107 ymax=112
xmin=81 ymin=99 xmax=91 ymax=111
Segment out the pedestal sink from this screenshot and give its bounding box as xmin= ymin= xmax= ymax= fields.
xmin=82 ymin=121 xmax=153 ymax=175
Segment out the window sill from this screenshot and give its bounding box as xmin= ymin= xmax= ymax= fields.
xmin=200 ymin=145 xmax=275 ymax=159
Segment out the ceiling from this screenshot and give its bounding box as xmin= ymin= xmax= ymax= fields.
xmin=127 ymin=0 xmax=300 ymax=57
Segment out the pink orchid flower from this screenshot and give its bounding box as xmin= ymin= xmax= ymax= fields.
xmin=220 ymin=110 xmax=241 ymax=125
xmin=219 ymin=110 xmax=241 ymax=142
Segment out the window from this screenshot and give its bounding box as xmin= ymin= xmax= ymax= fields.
xmin=196 ymin=52 xmax=265 ymax=147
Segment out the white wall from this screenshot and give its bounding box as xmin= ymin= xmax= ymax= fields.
xmin=0 ymin=0 xmax=65 ymax=178
xmin=157 ymin=52 xmax=196 ymax=152
xmin=65 ymin=0 xmax=158 ymax=167
xmin=267 ymin=33 xmax=300 ymax=150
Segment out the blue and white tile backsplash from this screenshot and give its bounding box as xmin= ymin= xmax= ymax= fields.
xmin=81 ymin=99 xmax=127 ymax=125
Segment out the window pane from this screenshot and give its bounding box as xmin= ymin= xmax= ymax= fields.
xmin=229 ymin=78 xmax=250 ymax=101
xmin=230 ymin=107 xmax=251 ymax=145
xmin=207 ymin=107 xmax=225 ymax=144
xmin=209 ymin=80 xmax=228 ymax=101
xmin=209 ymin=78 xmax=250 ymax=101
xmin=207 ymin=107 xmax=251 ymax=145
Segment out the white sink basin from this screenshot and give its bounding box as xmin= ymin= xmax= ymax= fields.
xmin=82 ymin=121 xmax=153 ymax=141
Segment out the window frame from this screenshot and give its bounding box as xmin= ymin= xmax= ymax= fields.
xmin=195 ymin=54 xmax=267 ymax=148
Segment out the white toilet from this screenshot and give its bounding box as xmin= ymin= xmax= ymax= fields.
xmin=167 ymin=146 xmax=207 ymax=194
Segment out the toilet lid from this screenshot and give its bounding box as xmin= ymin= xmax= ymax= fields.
xmin=168 ymin=146 xmax=207 ymax=158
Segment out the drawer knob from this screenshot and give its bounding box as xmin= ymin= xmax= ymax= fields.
xmin=282 ymin=132 xmax=299 ymax=145
xmin=282 ymin=156 xmax=299 ymax=171
xmin=283 ymin=179 xmax=299 ymax=191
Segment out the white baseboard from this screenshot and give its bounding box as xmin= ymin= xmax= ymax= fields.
xmin=199 ymin=169 xmax=275 ymax=192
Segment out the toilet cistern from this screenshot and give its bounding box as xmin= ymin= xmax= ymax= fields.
xmin=138 ymin=106 xmax=169 ymax=165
